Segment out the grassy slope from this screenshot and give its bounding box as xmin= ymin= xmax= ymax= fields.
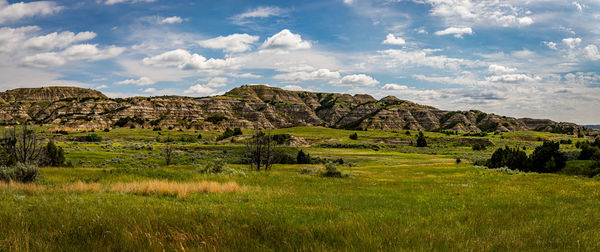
xmin=1 ymin=127 xmax=598 ymax=251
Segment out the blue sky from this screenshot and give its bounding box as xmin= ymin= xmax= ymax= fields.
xmin=0 ymin=0 xmax=599 ymax=124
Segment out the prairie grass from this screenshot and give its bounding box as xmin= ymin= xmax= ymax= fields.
xmin=110 ymin=180 xmax=243 ymax=198
xmin=0 ymin=180 xmax=243 ymax=198
xmin=0 ymin=181 xmax=45 ymax=194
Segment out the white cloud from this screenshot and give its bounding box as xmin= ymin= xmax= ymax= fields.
xmin=562 ymin=37 xmax=582 ymax=49
xmin=96 ymin=85 xmax=108 ymax=89
xmin=24 ymin=31 xmax=96 ymax=51
xmin=143 ymin=87 xmax=156 ymax=93
xmin=198 ymin=33 xmax=259 ymax=53
xmin=273 ymin=68 xmax=340 ymax=82
xmin=434 ymin=27 xmax=472 ymax=38
xmin=105 ymin=0 xmax=155 ymax=5
xmin=488 ymin=64 xmax=517 ymax=74
xmin=0 ymin=26 xmax=39 ymax=53
xmin=22 ymin=44 xmax=125 ymax=68
xmin=61 ymin=44 xmax=124 ymax=61
xmin=116 ymin=76 xmax=155 ymax=86
xmin=343 ymin=0 xmax=353 ymax=5
xmin=486 ymin=74 xmax=536 ymax=83
xmin=204 ymin=77 xmax=228 ymax=88
xmin=0 ymin=0 xmax=62 ymax=24
xmin=260 ymin=29 xmax=311 ymax=50
xmin=22 ymin=52 xmax=65 ymax=68
xmin=382 ymin=83 xmax=408 ymax=90
xmin=419 ymin=0 xmax=534 ymax=28
xmin=142 ymin=49 xmax=234 ymax=70
xmin=282 ymin=85 xmax=304 ymax=91
xmin=382 ymin=33 xmax=406 ymax=45
xmin=160 ymin=16 xmax=183 ymax=24
xmin=184 ymin=84 xmax=215 ymax=96
xmin=371 ymin=49 xmax=481 ymax=70
xmin=511 ymin=49 xmax=535 ymax=58
xmin=337 ymin=74 xmax=379 ymax=86
xmin=584 ymin=45 xmax=600 ymax=60
xmin=544 ymin=41 xmax=557 ymax=50
xmin=232 ymin=6 xmax=285 ymax=25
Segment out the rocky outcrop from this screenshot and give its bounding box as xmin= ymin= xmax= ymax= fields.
xmin=0 ymin=85 xmax=593 ymax=134
xmin=0 ymin=86 xmax=107 ymax=103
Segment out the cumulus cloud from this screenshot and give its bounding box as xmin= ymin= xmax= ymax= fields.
xmin=105 ymin=0 xmax=155 ymax=5
xmin=434 ymin=27 xmax=472 ymax=38
xmin=372 ymin=49 xmax=481 ymax=70
xmin=198 ymin=33 xmax=259 ymax=53
xmin=204 ymin=77 xmax=228 ymax=88
xmin=21 ymin=52 xmax=65 ymax=68
xmin=337 ymin=74 xmax=379 ymax=86
xmin=115 ymin=76 xmax=155 ymax=86
xmin=544 ymin=41 xmax=558 ymax=50
xmin=184 ymin=84 xmax=215 ymax=96
xmin=260 ymin=29 xmax=311 ymax=50
xmin=273 ymin=68 xmax=340 ymax=82
xmin=0 ymin=0 xmax=62 ymax=24
xmin=231 ymin=6 xmax=285 ymax=25
xmin=584 ymin=45 xmax=600 ymax=60
xmin=282 ymin=85 xmax=304 ymax=91
xmin=24 ymin=31 xmax=96 ymax=51
xmin=142 ymin=49 xmax=234 ymax=70
xmin=562 ymin=37 xmax=582 ymax=49
xmin=382 ymin=83 xmax=408 ymax=90
xmin=419 ymin=0 xmax=534 ymax=28
xmin=160 ymin=16 xmax=183 ymax=24
xmin=382 ymin=33 xmax=405 ymax=45
xmin=0 ymin=26 xmax=40 ymax=53
xmin=488 ymin=64 xmax=517 ymax=74
xmin=22 ymin=44 xmax=124 ymax=67
xmin=486 ymin=74 xmax=536 ymax=83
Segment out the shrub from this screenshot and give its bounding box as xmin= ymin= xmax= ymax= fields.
xmin=197 ymin=134 xmax=202 ymax=140
xmin=197 ymin=159 xmax=246 ymax=176
xmin=197 ymin=159 xmax=227 ymax=174
xmin=562 ymin=161 xmax=600 ymax=178
xmin=206 ymin=114 xmax=227 ymax=124
xmin=0 ymin=163 xmax=41 ymax=183
xmin=217 ymin=128 xmax=242 ymax=141
xmin=272 ymin=134 xmax=291 ymax=145
xmin=416 ymin=131 xmax=427 ymax=147
xmin=296 ymin=150 xmax=311 ymax=164
xmin=299 ymin=167 xmax=322 ymax=175
xmin=456 ymin=158 xmax=461 ymax=164
xmin=103 ymin=128 xmax=110 ymax=132
xmin=472 ymin=143 xmax=487 ymax=151
xmin=529 ymin=141 xmax=566 ymax=173
xmin=45 ymin=141 xmax=65 ymax=167
xmin=349 ymin=133 xmax=358 ymax=140
xmin=486 ymin=146 xmax=528 ymax=170
xmin=405 ymin=130 xmax=411 ymax=136
xmin=579 ymin=144 xmax=600 ymax=161
xmin=322 ymin=162 xmax=343 ymax=177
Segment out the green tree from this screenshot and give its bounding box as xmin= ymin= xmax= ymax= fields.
xmin=416 ymin=131 xmax=427 ymax=147
xmin=45 ymin=141 xmax=65 ymax=167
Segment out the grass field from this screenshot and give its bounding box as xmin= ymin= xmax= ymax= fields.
xmin=1 ymin=127 xmax=599 ymax=250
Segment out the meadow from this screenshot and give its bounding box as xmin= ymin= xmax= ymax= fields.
xmin=1 ymin=127 xmax=599 ymax=251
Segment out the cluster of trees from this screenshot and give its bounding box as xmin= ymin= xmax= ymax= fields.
xmin=576 ymin=139 xmax=600 ymax=161
xmin=486 ymin=141 xmax=566 ymax=173
xmin=0 ymin=125 xmax=67 ymax=182
xmin=216 ymin=128 xmax=243 ymax=141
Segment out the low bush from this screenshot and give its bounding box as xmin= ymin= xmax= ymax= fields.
xmin=322 ymin=162 xmax=347 ymax=178
xmin=472 ymin=143 xmax=487 ymax=151
xmin=299 ymin=167 xmax=322 ymax=175
xmin=84 ymin=134 xmax=102 ymax=142
xmin=349 ymin=133 xmax=358 ymax=140
xmin=197 ymin=159 xmax=246 ymax=176
xmin=0 ymin=163 xmax=41 ymax=183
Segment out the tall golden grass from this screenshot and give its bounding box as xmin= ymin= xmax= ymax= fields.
xmin=0 ymin=181 xmax=45 ymax=194
xmin=111 ymin=180 xmax=242 ymax=198
xmin=0 ymin=180 xmax=243 ymax=198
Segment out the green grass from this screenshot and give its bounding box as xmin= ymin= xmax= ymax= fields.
xmin=1 ymin=127 xmax=598 ymax=250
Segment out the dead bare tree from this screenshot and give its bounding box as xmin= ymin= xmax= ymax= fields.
xmin=245 ymin=130 xmax=274 ymax=171
xmin=0 ymin=124 xmax=44 ymax=165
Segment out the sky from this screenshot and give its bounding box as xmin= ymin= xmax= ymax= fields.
xmin=0 ymin=0 xmax=599 ymax=124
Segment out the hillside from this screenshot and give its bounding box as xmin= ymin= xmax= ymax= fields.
xmin=0 ymin=85 xmax=593 ymax=135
